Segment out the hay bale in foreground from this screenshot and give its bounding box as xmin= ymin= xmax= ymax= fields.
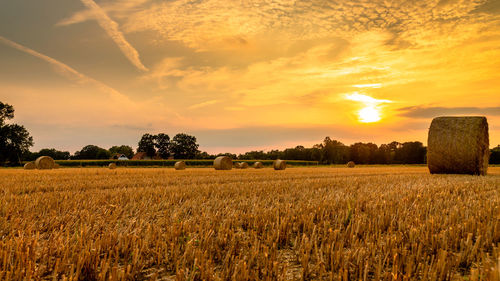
xmin=427 ymin=116 xmax=489 ymax=175
xmin=273 ymin=159 xmax=286 ymax=170
xmin=347 ymin=161 xmax=355 ymax=168
xmin=35 ymin=156 xmax=55 ymax=170
xmin=253 ymin=162 xmax=264 ymax=169
xmin=109 ymin=163 xmax=117 ymax=170
xmin=24 ymin=162 xmax=36 ymax=170
xmin=174 ymin=161 xmax=186 ymax=170
xmin=239 ymin=162 xmax=249 ymax=169
xmin=214 ymin=156 xmax=232 ymax=170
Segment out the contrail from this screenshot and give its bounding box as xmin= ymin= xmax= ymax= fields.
xmin=79 ymin=0 xmax=148 ymax=72
xmin=0 ymin=35 xmax=126 ymax=100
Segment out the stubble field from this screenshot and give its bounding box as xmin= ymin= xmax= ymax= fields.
xmin=0 ymin=167 xmax=499 ymax=280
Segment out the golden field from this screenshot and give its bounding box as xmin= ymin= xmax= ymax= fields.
xmin=0 ymin=167 xmax=499 ymax=280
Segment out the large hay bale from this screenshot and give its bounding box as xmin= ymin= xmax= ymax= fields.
xmin=239 ymin=162 xmax=249 ymax=169
xmin=347 ymin=161 xmax=355 ymax=168
xmin=427 ymin=116 xmax=489 ymax=175
xmin=253 ymin=162 xmax=264 ymax=169
xmin=109 ymin=163 xmax=117 ymax=169
xmin=174 ymin=161 xmax=186 ymax=170
xmin=214 ymin=156 xmax=232 ymax=170
xmin=273 ymin=159 xmax=286 ymax=170
xmin=24 ymin=162 xmax=36 ymax=170
xmin=35 ymin=156 xmax=55 ymax=170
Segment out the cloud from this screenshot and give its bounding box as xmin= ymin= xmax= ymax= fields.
xmin=76 ymin=0 xmax=148 ymax=71
xmin=345 ymin=93 xmax=392 ymax=104
xmin=398 ymin=106 xmax=500 ymax=118
xmin=188 ymin=100 xmax=219 ymax=110
xmin=0 ymin=35 xmax=125 ymax=101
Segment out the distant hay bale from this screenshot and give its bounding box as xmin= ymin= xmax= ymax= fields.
xmin=53 ymin=163 xmax=60 ymax=169
xmin=273 ymin=159 xmax=286 ymax=170
xmin=234 ymin=162 xmax=242 ymax=169
xmin=347 ymin=161 xmax=355 ymax=168
xmin=108 ymin=163 xmax=117 ymax=170
xmin=35 ymin=156 xmax=55 ymax=170
xmin=253 ymin=162 xmax=264 ymax=169
xmin=214 ymin=156 xmax=232 ymax=170
xmin=24 ymin=162 xmax=36 ymax=170
xmin=427 ymin=116 xmax=489 ymax=175
xmin=174 ymin=161 xmax=186 ymax=170
xmin=239 ymin=162 xmax=249 ymax=169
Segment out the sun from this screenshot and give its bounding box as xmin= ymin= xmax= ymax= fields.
xmin=358 ymin=106 xmax=381 ymax=123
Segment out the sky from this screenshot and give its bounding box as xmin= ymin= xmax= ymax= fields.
xmin=1 ymin=0 xmax=499 ymax=154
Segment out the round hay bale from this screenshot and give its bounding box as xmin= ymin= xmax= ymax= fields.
xmin=253 ymin=161 xmax=264 ymax=169
xmin=24 ymin=162 xmax=36 ymax=170
xmin=108 ymin=163 xmax=117 ymax=170
xmin=239 ymin=162 xmax=249 ymax=169
xmin=234 ymin=162 xmax=242 ymax=169
xmin=174 ymin=161 xmax=186 ymax=170
xmin=347 ymin=161 xmax=355 ymax=168
xmin=273 ymin=159 xmax=286 ymax=170
xmin=53 ymin=163 xmax=60 ymax=169
xmin=427 ymin=116 xmax=489 ymax=175
xmin=214 ymin=156 xmax=232 ymax=170
xmin=35 ymin=156 xmax=55 ymax=170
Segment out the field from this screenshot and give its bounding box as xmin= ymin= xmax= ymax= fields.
xmin=0 ymin=167 xmax=499 ymax=280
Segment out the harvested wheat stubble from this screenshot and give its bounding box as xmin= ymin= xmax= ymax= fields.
xmin=347 ymin=161 xmax=355 ymax=168
xmin=427 ymin=116 xmax=489 ymax=175
xmin=174 ymin=161 xmax=186 ymax=170
xmin=23 ymin=162 xmax=36 ymax=170
xmin=273 ymin=159 xmax=286 ymax=170
xmin=214 ymin=156 xmax=232 ymax=170
xmin=108 ymin=163 xmax=117 ymax=170
xmin=253 ymin=161 xmax=264 ymax=169
xmin=35 ymin=156 xmax=55 ymax=170
xmin=239 ymin=162 xmax=249 ymax=169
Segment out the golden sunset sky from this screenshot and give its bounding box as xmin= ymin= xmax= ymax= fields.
xmin=1 ymin=0 xmax=499 ymax=153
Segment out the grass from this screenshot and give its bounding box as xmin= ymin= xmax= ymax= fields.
xmin=0 ymin=167 xmax=499 ymax=280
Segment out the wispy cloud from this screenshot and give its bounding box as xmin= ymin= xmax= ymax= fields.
xmin=78 ymin=0 xmax=148 ymax=72
xmin=398 ymin=106 xmax=500 ymax=118
xmin=188 ymin=100 xmax=219 ymax=110
xmin=0 ymin=35 xmax=126 ymax=101
xmin=345 ymin=93 xmax=392 ymax=105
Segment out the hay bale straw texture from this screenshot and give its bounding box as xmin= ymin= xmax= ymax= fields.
xmin=214 ymin=156 xmax=232 ymax=170
xmin=253 ymin=162 xmax=264 ymax=169
xmin=35 ymin=156 xmax=55 ymax=170
xmin=347 ymin=161 xmax=355 ymax=168
xmin=239 ymin=162 xmax=249 ymax=169
xmin=174 ymin=161 xmax=186 ymax=170
xmin=273 ymin=159 xmax=286 ymax=170
xmin=427 ymin=116 xmax=489 ymax=175
xmin=24 ymin=162 xmax=36 ymax=170
xmin=109 ymin=163 xmax=117 ymax=170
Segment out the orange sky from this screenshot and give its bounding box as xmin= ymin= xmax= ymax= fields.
xmin=1 ymin=0 xmax=499 ymax=153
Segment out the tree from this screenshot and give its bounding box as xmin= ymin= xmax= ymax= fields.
xmin=322 ymin=137 xmax=349 ymax=164
xmin=170 ymin=133 xmax=199 ymax=159
xmin=155 ymin=133 xmax=171 ymax=159
xmin=0 ymin=102 xmax=33 ymax=165
xmin=109 ymin=145 xmax=134 ymax=159
xmin=37 ymin=148 xmax=70 ymax=160
xmin=73 ymin=145 xmax=110 ymax=159
xmin=489 ymin=145 xmax=500 ymax=164
xmin=137 ymin=133 xmax=157 ymax=158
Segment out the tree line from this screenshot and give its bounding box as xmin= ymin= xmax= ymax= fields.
xmin=2 ymin=101 xmax=500 ymax=165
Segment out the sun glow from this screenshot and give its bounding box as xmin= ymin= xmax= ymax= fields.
xmin=358 ymin=106 xmax=381 ymax=123
xmin=345 ymin=93 xmax=391 ymax=123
